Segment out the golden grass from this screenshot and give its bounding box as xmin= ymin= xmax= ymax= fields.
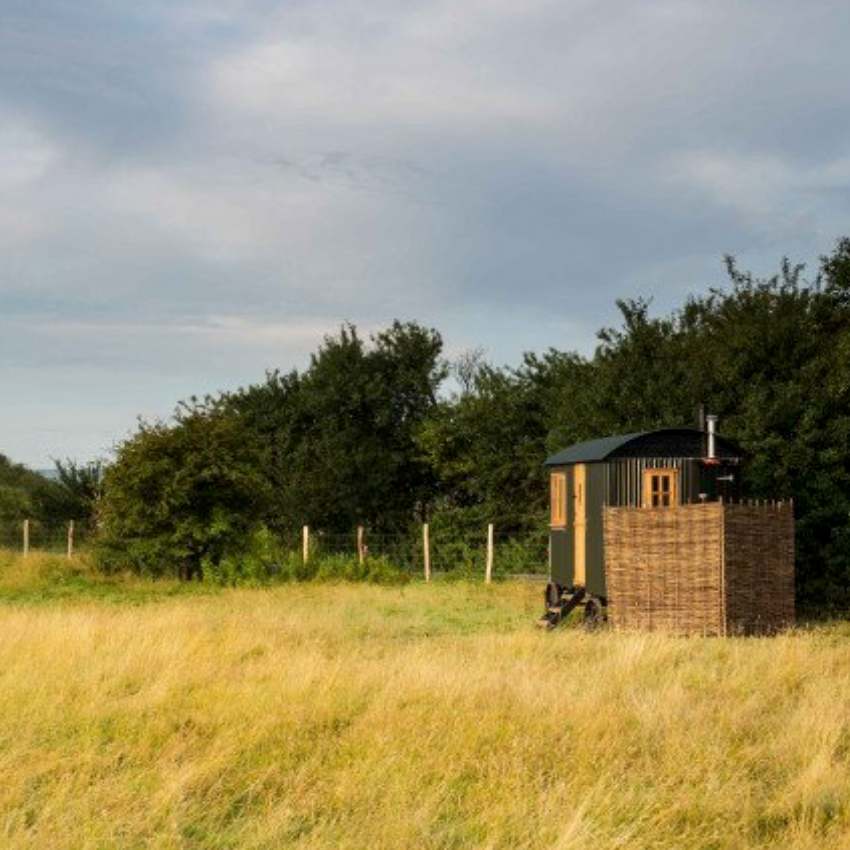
xmin=0 ymin=548 xmax=79 ymax=587
xmin=1 ymin=553 xmax=850 ymax=848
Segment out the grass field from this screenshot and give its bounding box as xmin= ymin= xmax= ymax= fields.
xmin=2 ymin=552 xmax=850 ymax=848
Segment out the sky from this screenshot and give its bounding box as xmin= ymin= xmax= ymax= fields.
xmin=2 ymin=0 xmax=849 ymax=468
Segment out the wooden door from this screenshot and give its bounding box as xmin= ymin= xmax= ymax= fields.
xmin=573 ymin=463 xmax=587 ymax=587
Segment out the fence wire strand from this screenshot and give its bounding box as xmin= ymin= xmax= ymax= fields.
xmin=0 ymin=521 xmax=548 ymax=578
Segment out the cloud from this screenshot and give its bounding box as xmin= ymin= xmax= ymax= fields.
xmin=0 ymin=117 xmax=57 ymax=186
xmin=661 ymin=149 xmax=850 ymax=251
xmin=2 ymin=0 xmax=850 ymax=465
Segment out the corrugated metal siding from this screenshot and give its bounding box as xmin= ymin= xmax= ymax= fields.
xmin=606 ymin=458 xmax=706 ymax=506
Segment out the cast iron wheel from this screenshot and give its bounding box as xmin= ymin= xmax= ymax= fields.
xmin=545 ymin=582 xmax=563 ymax=610
xmin=583 ymin=597 xmax=606 ymax=629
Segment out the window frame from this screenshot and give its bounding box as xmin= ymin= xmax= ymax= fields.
xmin=642 ymin=467 xmax=680 ymax=508
xmin=550 ymin=471 xmax=567 ymax=528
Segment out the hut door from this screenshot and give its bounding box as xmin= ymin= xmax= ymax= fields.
xmin=573 ymin=463 xmax=587 ymax=587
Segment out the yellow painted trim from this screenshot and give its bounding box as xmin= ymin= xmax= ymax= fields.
xmin=573 ymin=463 xmax=587 ymax=586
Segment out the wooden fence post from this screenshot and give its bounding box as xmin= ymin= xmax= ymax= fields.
xmin=357 ymin=526 xmax=365 ymax=565
xmin=302 ymin=525 xmax=310 ymax=565
xmin=67 ymin=520 xmax=75 ymax=559
xmin=23 ymin=519 xmax=29 ymax=557
xmin=423 ymin=523 xmax=431 ymax=582
xmin=485 ymin=523 xmax=494 ymax=584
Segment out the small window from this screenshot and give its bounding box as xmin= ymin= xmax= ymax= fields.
xmin=550 ymin=472 xmax=567 ymax=527
xmin=642 ymin=468 xmax=679 ymax=508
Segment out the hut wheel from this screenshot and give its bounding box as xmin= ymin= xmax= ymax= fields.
xmin=583 ymin=597 xmax=605 ymax=629
xmin=545 ymin=582 xmax=563 ymax=609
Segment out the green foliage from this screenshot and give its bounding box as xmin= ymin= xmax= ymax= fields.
xmin=94 ymin=320 xmax=446 ymax=580
xmin=201 ymin=526 xmax=410 ymax=586
xmin=431 ymin=535 xmax=485 ymax=578
xmin=418 ymin=350 xmax=591 ymax=530
xmin=491 ymin=535 xmax=549 ymax=578
xmin=202 ymin=526 xmax=306 ymax=586
xmin=86 ymin=239 xmax=850 ymax=601
xmin=0 ymin=454 xmax=55 ymax=523
xmin=224 ymin=321 xmax=446 ymax=532
xmin=37 ymin=459 xmax=103 ymax=524
xmin=96 ymin=407 xmax=272 ymax=580
xmin=310 ymin=554 xmax=410 ymax=585
xmin=0 ymin=454 xmax=102 ymax=532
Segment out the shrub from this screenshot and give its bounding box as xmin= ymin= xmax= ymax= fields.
xmin=202 ymin=527 xmax=301 ymax=586
xmin=95 ymin=406 xmax=271 ymax=580
xmin=198 ymin=526 xmax=410 ymax=587
xmin=311 ymin=554 xmax=410 ymax=585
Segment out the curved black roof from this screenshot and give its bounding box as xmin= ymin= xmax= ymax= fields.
xmin=544 ymin=428 xmax=743 ymax=466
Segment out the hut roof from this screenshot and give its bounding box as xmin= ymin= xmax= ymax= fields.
xmin=544 ymin=428 xmax=743 ymax=466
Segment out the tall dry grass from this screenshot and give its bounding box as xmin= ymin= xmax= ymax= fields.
xmin=1 ymin=553 xmax=850 ymax=848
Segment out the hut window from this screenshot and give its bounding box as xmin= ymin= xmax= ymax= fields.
xmin=643 ymin=468 xmax=679 ymax=508
xmin=550 ymin=472 xmax=567 ymax=527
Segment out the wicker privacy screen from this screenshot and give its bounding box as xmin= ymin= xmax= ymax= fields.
xmin=603 ymin=502 xmax=794 ymax=636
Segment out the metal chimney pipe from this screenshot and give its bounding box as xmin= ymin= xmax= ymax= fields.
xmin=706 ymin=414 xmax=718 ymax=460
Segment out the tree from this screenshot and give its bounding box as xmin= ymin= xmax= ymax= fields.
xmin=223 ymin=321 xmax=446 ymax=531
xmin=34 ymin=459 xmax=104 ymax=525
xmin=418 ymin=350 xmax=593 ymax=531
xmin=97 ymin=406 xmax=271 ymax=579
xmin=97 ymin=321 xmax=447 ymax=576
xmin=452 ymin=347 xmax=487 ymax=397
xmin=0 ymin=453 xmax=65 ymax=524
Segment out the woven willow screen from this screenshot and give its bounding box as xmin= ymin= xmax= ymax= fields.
xmin=603 ymin=502 xmax=794 ymax=636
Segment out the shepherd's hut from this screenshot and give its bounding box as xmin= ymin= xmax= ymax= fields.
xmin=541 ymin=416 xmax=794 ymax=635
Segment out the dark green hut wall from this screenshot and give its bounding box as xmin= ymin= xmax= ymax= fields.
xmin=550 ymin=530 xmax=571 ymax=586
xmin=548 ymin=463 xmax=607 ymax=596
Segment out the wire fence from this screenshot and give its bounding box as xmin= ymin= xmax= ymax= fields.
xmin=282 ymin=525 xmax=549 ymax=579
xmin=0 ymin=520 xmax=549 ymax=580
xmin=0 ymin=520 xmax=92 ymax=556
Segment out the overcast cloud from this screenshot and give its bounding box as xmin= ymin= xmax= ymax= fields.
xmin=2 ymin=0 xmax=849 ymax=466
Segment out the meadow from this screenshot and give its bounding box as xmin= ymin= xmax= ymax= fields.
xmin=2 ymin=552 xmax=850 ymax=849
